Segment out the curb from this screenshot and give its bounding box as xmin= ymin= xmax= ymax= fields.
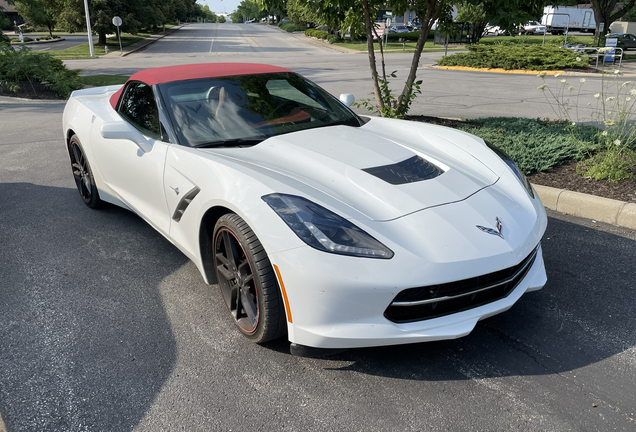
xmin=434 ymin=65 xmax=636 ymax=76
xmin=10 ymin=37 xmax=66 ymax=46
xmin=533 ymin=183 xmax=636 ymax=230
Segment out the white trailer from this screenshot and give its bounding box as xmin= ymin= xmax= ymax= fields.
xmin=541 ymin=6 xmax=596 ymax=34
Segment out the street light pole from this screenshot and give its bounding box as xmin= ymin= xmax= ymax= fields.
xmin=83 ymin=0 xmax=94 ymax=57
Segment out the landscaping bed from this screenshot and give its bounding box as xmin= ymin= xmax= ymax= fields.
xmin=409 ymin=115 xmax=635 ymax=203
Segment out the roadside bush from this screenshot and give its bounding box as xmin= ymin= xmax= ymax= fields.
xmin=0 ymin=34 xmax=9 ymax=46
xmin=305 ymin=29 xmax=328 ymax=39
xmin=35 ymin=35 xmax=60 ymax=41
xmin=437 ymin=44 xmax=590 ymax=70
xmin=327 ymin=34 xmax=342 ymax=44
xmin=10 ymin=37 xmax=34 ymax=43
xmin=0 ymin=46 xmax=83 ymax=98
xmin=458 ymin=117 xmax=602 ymax=174
xmin=279 ymin=23 xmax=305 ymax=32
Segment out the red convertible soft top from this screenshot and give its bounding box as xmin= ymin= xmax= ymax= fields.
xmin=109 ymin=63 xmax=292 ymax=109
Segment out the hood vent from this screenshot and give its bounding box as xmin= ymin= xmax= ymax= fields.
xmin=362 ymin=155 xmax=444 ymax=185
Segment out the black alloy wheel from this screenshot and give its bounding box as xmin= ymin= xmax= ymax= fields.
xmin=69 ymin=134 xmax=101 ymax=208
xmin=213 ymin=213 xmax=286 ymax=343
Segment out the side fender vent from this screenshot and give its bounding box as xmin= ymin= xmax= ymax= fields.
xmin=172 ymin=187 xmax=200 ymax=222
xmin=362 ymin=155 xmax=444 ymax=185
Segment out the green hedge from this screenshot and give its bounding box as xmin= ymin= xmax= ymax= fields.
xmin=386 ymin=31 xmax=433 ymax=41
xmin=437 ymin=44 xmax=589 ymax=70
xmin=305 ymin=29 xmax=328 ymax=39
xmin=0 ymin=46 xmax=83 ymax=98
xmin=279 ymin=23 xmax=305 ymax=32
xmin=458 ymin=117 xmax=601 ymax=174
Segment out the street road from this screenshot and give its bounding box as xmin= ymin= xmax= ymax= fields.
xmin=64 ymin=22 xmax=627 ymax=122
xmin=16 ymin=34 xmax=98 ymax=52
xmin=1 ymin=23 xmax=636 ymax=432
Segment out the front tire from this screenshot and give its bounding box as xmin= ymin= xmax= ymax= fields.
xmin=69 ymin=134 xmax=101 ymax=209
xmin=213 ymin=214 xmax=286 ymax=343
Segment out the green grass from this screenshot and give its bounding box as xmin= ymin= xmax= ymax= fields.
xmin=80 ymin=75 xmax=130 ymax=86
xmin=44 ymin=31 xmax=161 ymax=59
xmin=335 ymin=40 xmax=464 ymax=52
xmin=478 ymin=35 xmax=595 ymax=46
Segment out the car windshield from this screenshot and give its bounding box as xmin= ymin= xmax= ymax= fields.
xmin=396 ymin=26 xmax=407 ymax=30
xmin=158 ymin=72 xmax=362 ymax=148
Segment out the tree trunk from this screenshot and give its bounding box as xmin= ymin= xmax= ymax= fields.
xmin=48 ymin=23 xmax=53 ymax=38
xmin=98 ymin=31 xmax=106 ymax=46
xmin=397 ymin=0 xmax=446 ymax=110
xmin=361 ymin=0 xmax=384 ymax=114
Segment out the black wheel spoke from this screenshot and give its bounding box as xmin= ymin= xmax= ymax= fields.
xmin=222 ymin=231 xmax=237 ymax=268
xmin=240 ymin=287 xmax=257 ymax=326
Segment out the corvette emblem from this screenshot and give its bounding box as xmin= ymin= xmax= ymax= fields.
xmin=476 ymin=217 xmax=504 ymax=239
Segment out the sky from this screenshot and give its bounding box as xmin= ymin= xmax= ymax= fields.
xmin=197 ymin=0 xmax=242 ymax=15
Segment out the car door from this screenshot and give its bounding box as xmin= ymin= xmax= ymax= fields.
xmin=92 ymin=81 xmax=171 ymax=234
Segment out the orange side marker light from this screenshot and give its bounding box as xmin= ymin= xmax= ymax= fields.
xmin=273 ymin=265 xmax=293 ymax=323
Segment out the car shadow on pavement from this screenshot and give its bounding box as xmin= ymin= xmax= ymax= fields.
xmin=307 ymin=215 xmax=636 ymax=381
xmin=0 ymin=182 xmax=181 ymax=431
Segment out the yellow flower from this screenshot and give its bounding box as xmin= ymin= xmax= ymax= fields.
xmin=627 ymin=97 xmax=632 ymax=102
xmin=572 ymin=122 xmax=576 ymax=126
xmin=594 ymin=93 xmax=601 ymax=98
xmin=604 ymin=119 xmax=615 ymax=126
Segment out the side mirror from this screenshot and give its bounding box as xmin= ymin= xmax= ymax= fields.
xmin=339 ymin=93 xmax=355 ymax=107
xmin=100 ymin=121 xmax=153 ymax=153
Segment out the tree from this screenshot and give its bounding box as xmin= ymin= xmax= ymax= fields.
xmin=11 ymin=0 xmax=63 ymax=37
xmin=202 ymin=4 xmax=217 ymax=22
xmin=287 ymin=0 xmax=318 ymax=27
xmin=454 ymin=1 xmax=487 ymax=44
xmin=0 ymin=3 xmax=10 ymax=31
xmin=590 ymin=0 xmax=636 ymax=43
xmin=463 ymin=0 xmax=547 ymax=34
xmin=217 ymin=14 xmax=226 ymax=23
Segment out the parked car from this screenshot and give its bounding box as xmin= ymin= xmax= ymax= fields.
xmin=62 ymin=63 xmax=547 ymax=355
xmin=389 ymin=25 xmax=410 ymax=34
xmin=521 ymin=21 xmax=546 ymax=35
xmin=484 ymin=25 xmax=504 ymax=36
xmin=407 ymin=21 xmax=421 ymax=31
xmin=608 ymin=33 xmax=636 ymax=51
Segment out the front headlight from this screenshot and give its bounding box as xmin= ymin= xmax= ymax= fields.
xmin=262 ymin=193 xmax=394 ymax=259
xmin=486 ymin=142 xmax=535 ymax=199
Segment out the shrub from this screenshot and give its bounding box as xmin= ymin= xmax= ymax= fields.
xmin=305 ymin=29 xmax=328 ymax=39
xmin=0 ymin=34 xmax=9 ymax=46
xmin=437 ymin=44 xmax=589 ymax=70
xmin=0 ymin=46 xmax=83 ymax=98
xmin=279 ymin=23 xmax=305 ymax=32
xmin=10 ymin=37 xmax=34 ymax=43
xmin=36 ymin=35 xmax=59 ymax=41
xmin=458 ymin=117 xmax=602 ymax=174
xmin=576 ymin=148 xmax=636 ymax=182
xmin=327 ymin=34 xmax=341 ymax=44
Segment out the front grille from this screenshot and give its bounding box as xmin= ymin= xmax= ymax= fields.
xmin=384 ymin=245 xmax=539 ymax=323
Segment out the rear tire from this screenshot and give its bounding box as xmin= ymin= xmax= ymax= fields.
xmin=69 ymin=134 xmax=101 ymax=209
xmin=213 ymin=213 xmax=287 ymax=343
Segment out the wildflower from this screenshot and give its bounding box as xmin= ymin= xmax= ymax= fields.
xmin=538 ymin=84 xmax=547 ymax=90
xmin=588 ymin=102 xmax=591 ymax=106
xmin=623 ymin=81 xmax=632 ymax=87
xmin=614 ymin=139 xmax=621 ymax=146
xmin=537 ymin=72 xmax=547 ymax=78
xmin=606 ymin=97 xmax=615 ymax=102
xmin=594 ymin=93 xmax=601 ymax=98
xmin=580 ymin=78 xmax=586 ymax=83
xmin=572 ymin=122 xmax=576 ymax=126
xmin=614 ymin=70 xmax=622 ymax=75
xmin=576 ymin=57 xmax=582 ymax=62
xmin=627 ymin=97 xmax=632 ymax=102
xmin=608 ymin=111 xmax=612 ymax=115
xmin=631 ymin=89 xmax=636 ymax=96
xmin=554 ymin=73 xmax=562 ymax=78
xmin=602 ymin=131 xmax=608 ymax=136
xmin=605 ymin=119 xmax=615 ymax=126
xmin=568 ymin=86 xmax=574 ymax=91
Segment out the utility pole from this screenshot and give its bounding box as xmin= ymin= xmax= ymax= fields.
xmin=83 ymin=0 xmax=94 ymax=57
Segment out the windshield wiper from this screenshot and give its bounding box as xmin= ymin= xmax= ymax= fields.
xmin=195 ymin=137 xmax=265 ymax=148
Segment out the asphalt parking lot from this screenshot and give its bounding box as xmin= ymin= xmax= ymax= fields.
xmin=1 ymin=24 xmax=636 ymax=431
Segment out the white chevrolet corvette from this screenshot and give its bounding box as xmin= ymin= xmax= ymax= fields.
xmin=63 ymin=63 xmax=547 ymax=356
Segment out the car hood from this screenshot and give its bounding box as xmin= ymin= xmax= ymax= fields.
xmin=202 ymin=118 xmax=502 ymax=221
